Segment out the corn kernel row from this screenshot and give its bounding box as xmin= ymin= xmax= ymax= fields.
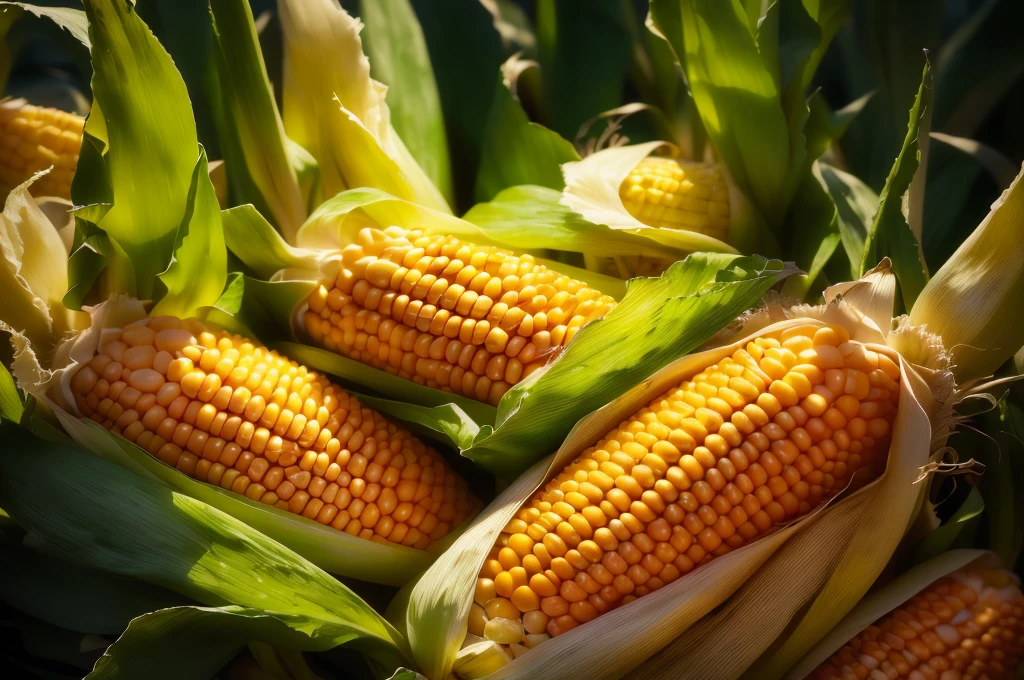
xmin=813 ymin=569 xmax=1024 ymax=680
xmin=0 ymin=99 xmax=83 ymax=200
xmin=305 ymin=227 xmax=617 ymax=405
xmin=68 ymin=315 xmax=478 ymax=549
xmin=461 ymin=323 xmax=901 ymax=666
xmin=619 ymin=157 xmax=730 ymax=238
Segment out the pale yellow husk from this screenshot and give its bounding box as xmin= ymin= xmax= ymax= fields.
xmin=911 ymin=162 xmax=1024 ymax=383
xmin=391 ymin=260 xmax=954 ymax=680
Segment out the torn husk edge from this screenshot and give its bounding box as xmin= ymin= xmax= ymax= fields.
xmin=392 ymin=261 xmax=958 ymax=680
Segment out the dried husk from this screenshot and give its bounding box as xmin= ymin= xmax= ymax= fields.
xmin=392 ymin=262 xmax=951 ymax=680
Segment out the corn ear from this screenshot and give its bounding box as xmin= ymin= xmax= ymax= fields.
xmin=910 ymin=164 xmax=1024 ymax=382
xmin=392 ymin=263 xmax=949 ymax=679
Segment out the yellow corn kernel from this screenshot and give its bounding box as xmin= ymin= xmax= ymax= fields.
xmin=303 ymin=227 xmax=617 ymax=405
xmin=619 ymin=156 xmax=730 ymax=238
xmin=0 ymin=99 xmax=84 ymax=199
xmin=812 ymin=569 xmax=1024 ymax=680
xmin=67 ymin=315 xmax=479 ymax=549
xmin=461 ymin=323 xmax=901 ymax=669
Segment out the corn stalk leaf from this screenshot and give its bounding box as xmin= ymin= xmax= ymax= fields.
xmin=0 ymin=2 xmax=90 ymax=48
xmin=474 ymin=71 xmax=580 ymax=203
xmin=360 ymin=0 xmax=453 ymax=206
xmin=79 ymin=0 xmax=202 ymax=300
xmin=86 ymin=605 xmax=346 ymax=680
xmin=0 ymin=546 xmax=183 ymax=636
xmin=984 ymin=400 xmax=1024 ymax=566
xmin=819 ymin=162 xmax=877 ymax=280
xmin=0 ymin=361 xmax=22 ymax=422
xmin=209 ymin=0 xmax=307 ymax=236
xmin=649 ymin=0 xmax=790 ymax=227
xmin=151 ymin=147 xmax=227 ymax=319
xmin=860 ymin=62 xmax=931 ymax=310
xmin=0 ymin=421 xmax=410 ymax=671
xmin=933 ymin=0 xmax=1024 ymax=136
xmin=779 ymin=163 xmax=841 ymax=299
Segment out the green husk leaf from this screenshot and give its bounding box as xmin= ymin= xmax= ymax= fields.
xmin=209 ymin=0 xmax=307 ymax=236
xmin=151 ymin=147 xmax=227 ymax=319
xmin=0 ymin=2 xmax=90 ymax=48
xmin=86 ymin=605 xmax=358 ymax=680
xmin=783 ymin=550 xmax=994 ymax=679
xmin=0 ymin=360 xmax=22 ymax=422
xmin=819 ymin=163 xmax=877 ymax=279
xmin=467 ymin=255 xmax=786 ymax=478
xmin=860 ymin=62 xmax=931 ymax=309
xmin=50 ymin=378 xmax=440 ymax=586
xmin=474 ymin=70 xmax=580 ymax=203
xmin=80 ymin=0 xmax=203 ymax=299
xmin=221 ymin=204 xmax=321 ymax=280
xmin=912 ymin=487 xmax=984 ymax=564
xmin=204 ymin=273 xmax=314 ymax=344
xmin=780 ymin=163 xmax=841 ymax=299
xmin=649 ymin=0 xmax=790 ymax=227
xmin=911 ymin=162 xmax=1024 ymax=381
xmin=361 ymin=0 xmax=453 ymax=205
xmin=0 ymin=546 xmax=183 ymax=635
xmin=0 ymin=421 xmax=410 ymax=671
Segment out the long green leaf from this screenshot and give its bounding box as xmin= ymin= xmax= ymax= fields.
xmin=860 ymin=62 xmax=931 ymax=309
xmin=0 ymin=546 xmax=182 ymax=636
xmin=87 ymin=605 xmax=345 ymax=680
xmin=0 ymin=422 xmax=409 ymax=670
xmin=474 ymin=72 xmax=580 ymax=203
xmin=209 ymin=0 xmax=307 ymax=235
xmin=467 ymin=255 xmax=786 ymax=477
xmin=0 ymin=2 xmax=90 ymax=48
xmin=361 ymin=0 xmax=453 ymax=206
xmin=80 ymin=0 xmax=201 ymax=299
xmin=151 ymin=147 xmax=227 ymax=318
xmin=819 ymin=162 xmax=877 ymax=280
xmin=780 ymin=164 xmax=841 ymax=299
xmin=650 ymin=0 xmax=790 ymax=227
xmin=0 ymin=357 xmax=23 ymax=422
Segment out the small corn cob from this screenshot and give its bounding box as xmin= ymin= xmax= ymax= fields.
xmin=67 ymin=315 xmax=479 ymax=548
xmin=812 ymin=569 xmax=1024 ymax=680
xmin=304 ymin=227 xmax=617 ymax=405
xmin=0 ymin=99 xmax=84 ymax=200
xmin=462 ymin=323 xmax=900 ymax=665
xmin=619 ymin=156 xmax=730 ymax=240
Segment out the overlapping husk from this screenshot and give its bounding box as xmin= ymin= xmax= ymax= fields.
xmin=7 ymin=295 xmax=465 ymax=585
xmin=559 ymin=142 xmax=756 ymax=257
xmin=390 ymin=261 xmax=956 ymax=680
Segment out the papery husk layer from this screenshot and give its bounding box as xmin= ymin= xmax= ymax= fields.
xmin=392 ymin=262 xmax=952 ymax=680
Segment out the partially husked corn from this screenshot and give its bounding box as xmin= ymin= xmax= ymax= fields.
xmin=67 ymin=315 xmax=478 ymax=548
xmin=812 ymin=569 xmax=1024 ymax=680
xmin=620 ymin=157 xmax=730 ymax=240
xmin=304 ymin=227 xmax=617 ymax=405
xmin=0 ymin=99 xmax=84 ymax=200
xmin=463 ymin=323 xmax=901 ymax=665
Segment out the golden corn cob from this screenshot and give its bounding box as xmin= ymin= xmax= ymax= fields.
xmin=304 ymin=227 xmax=617 ymax=405
xmin=619 ymin=157 xmax=730 ymax=240
xmin=0 ymin=99 xmax=84 ymax=200
xmin=67 ymin=315 xmax=478 ymax=549
xmin=463 ymin=323 xmax=900 ymax=661
xmin=812 ymin=569 xmax=1024 ymax=680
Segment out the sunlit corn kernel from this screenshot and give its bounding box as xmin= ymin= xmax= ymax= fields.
xmin=0 ymin=99 xmax=83 ymax=199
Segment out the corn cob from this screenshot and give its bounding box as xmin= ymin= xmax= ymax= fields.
xmin=619 ymin=157 xmax=730 ymax=240
xmin=0 ymin=99 xmax=84 ymax=200
xmin=812 ymin=569 xmax=1024 ymax=680
xmin=463 ymin=323 xmax=900 ymax=663
xmin=66 ymin=315 xmax=479 ymax=548
xmin=304 ymin=227 xmax=617 ymax=405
